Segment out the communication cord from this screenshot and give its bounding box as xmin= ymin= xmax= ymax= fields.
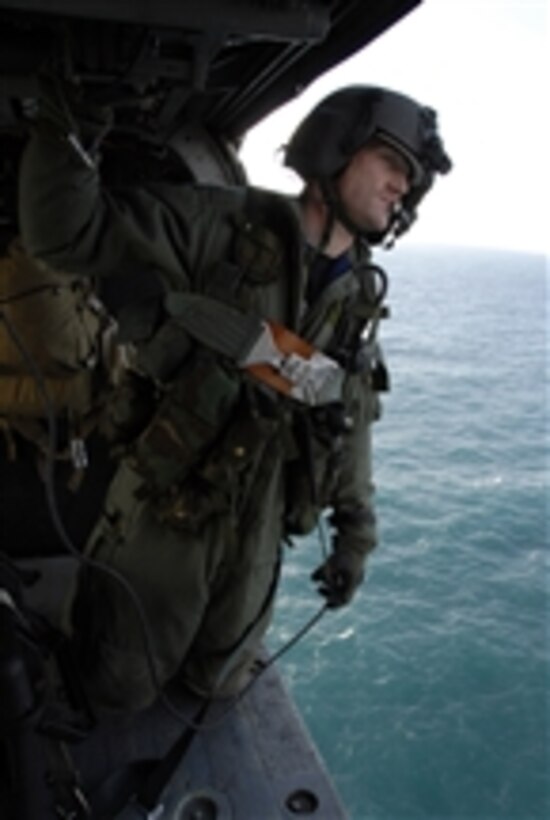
xmin=0 ymin=305 xmax=329 ymax=732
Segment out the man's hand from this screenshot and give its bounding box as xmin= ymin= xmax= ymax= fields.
xmin=311 ymin=551 xmax=365 ymax=608
xmin=36 ymin=73 xmax=114 ymax=157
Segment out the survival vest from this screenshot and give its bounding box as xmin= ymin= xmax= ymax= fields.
xmin=0 ymin=239 xmax=116 ymax=466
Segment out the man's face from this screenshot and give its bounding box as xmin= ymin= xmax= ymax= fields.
xmin=336 ymin=142 xmax=412 ymax=233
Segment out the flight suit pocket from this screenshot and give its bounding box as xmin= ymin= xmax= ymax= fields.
xmin=154 ymin=404 xmax=279 ymax=532
xmin=131 ymin=352 xmax=241 ymax=494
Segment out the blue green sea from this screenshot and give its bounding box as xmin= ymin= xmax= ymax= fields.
xmin=269 ymin=245 xmax=548 ymax=819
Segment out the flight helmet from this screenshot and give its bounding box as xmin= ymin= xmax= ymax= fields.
xmin=284 ymin=85 xmax=452 ymax=243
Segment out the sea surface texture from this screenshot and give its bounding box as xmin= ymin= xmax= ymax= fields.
xmin=269 ymin=246 xmax=548 ymax=820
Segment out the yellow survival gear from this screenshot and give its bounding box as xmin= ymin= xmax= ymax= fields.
xmin=0 ymin=239 xmax=115 ymax=477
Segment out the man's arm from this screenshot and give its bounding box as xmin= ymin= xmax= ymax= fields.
xmin=20 ymin=130 xmax=109 ymax=274
xmin=18 ymin=80 xmax=195 ymax=282
xmin=311 ymin=375 xmax=380 ymax=607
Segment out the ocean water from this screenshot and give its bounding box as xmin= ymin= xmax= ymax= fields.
xmin=268 ymin=246 xmax=548 ymax=820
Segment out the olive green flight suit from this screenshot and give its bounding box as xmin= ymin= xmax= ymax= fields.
xmin=19 ymin=130 xmax=383 ymax=710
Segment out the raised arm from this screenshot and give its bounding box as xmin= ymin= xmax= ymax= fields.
xmin=18 ymin=78 xmax=194 ymax=283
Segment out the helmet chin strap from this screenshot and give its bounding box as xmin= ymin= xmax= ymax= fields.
xmin=317 ymin=192 xmax=336 ymax=253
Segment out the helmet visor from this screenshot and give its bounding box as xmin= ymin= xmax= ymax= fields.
xmin=348 ymin=90 xmax=451 ymax=185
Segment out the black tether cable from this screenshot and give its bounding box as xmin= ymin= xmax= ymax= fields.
xmin=0 ymin=306 xmax=329 ymax=732
xmin=111 ymin=598 xmax=328 ymax=815
xmin=135 ymin=698 xmax=212 ymax=812
xmin=0 ymin=309 xmax=176 ymax=713
xmin=0 ymin=283 xmax=62 ymax=305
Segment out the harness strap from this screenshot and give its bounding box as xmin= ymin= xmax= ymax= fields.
xmin=134 ymin=699 xmax=211 ymax=813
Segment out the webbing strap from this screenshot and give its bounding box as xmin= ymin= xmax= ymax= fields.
xmin=134 ymin=700 xmax=211 ymax=813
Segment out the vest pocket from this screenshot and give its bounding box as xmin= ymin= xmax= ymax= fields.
xmin=131 ymin=351 xmax=241 ymax=495
xmin=150 ymin=396 xmax=280 ymax=533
